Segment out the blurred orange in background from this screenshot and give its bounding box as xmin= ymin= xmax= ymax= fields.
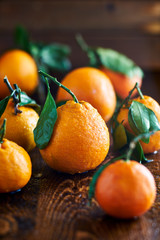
xmin=0 ymin=49 xmax=38 ymax=99
xmin=56 ymin=67 xmax=116 ymax=122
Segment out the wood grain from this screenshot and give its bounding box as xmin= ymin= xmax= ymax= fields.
xmin=0 ymin=1 xmax=159 ymax=30
xmin=0 ymin=148 xmax=160 ymax=240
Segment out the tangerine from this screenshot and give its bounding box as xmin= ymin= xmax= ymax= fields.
xmin=0 ymin=49 xmax=38 ymax=99
xmin=0 ymin=138 xmax=32 ymax=193
xmin=101 ymin=67 xmax=142 ymax=99
xmin=0 ymin=99 xmax=39 ymax=152
xmin=40 ymin=100 xmax=110 ymax=174
xmin=117 ymin=95 xmax=160 ymax=153
xmin=95 ymin=160 xmax=156 ymax=219
xmin=56 ymin=67 xmax=116 ymax=122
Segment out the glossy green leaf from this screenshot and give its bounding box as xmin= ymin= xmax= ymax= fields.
xmin=34 ymin=78 xmax=57 ymax=149
xmin=88 ymin=47 xmax=144 ymax=78
xmin=128 ymin=101 xmax=160 ymax=144
xmin=19 ymin=92 xmax=41 ymax=113
xmin=128 ymin=101 xmax=150 ymax=143
xmin=148 ymin=108 xmax=160 ymax=131
xmin=0 ymin=96 xmax=10 ymax=118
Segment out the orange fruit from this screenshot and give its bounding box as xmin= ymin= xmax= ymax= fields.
xmin=95 ymin=160 xmax=156 ymax=219
xmin=0 ymin=138 xmax=32 ymax=193
xmin=101 ymin=67 xmax=142 ymax=99
xmin=117 ymin=95 xmax=160 ymax=154
xmin=56 ymin=67 xmax=116 ymax=122
xmin=0 ymin=99 xmax=39 ymax=152
xmin=0 ymin=49 xmax=38 ymax=99
xmin=40 ymin=100 xmax=110 ymax=174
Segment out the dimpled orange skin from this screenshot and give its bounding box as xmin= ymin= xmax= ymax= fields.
xmin=40 ymin=100 xmax=110 ymax=174
xmin=95 ymin=160 xmax=156 ymax=219
xmin=0 ymin=139 xmax=32 ymax=193
xmin=101 ymin=67 xmax=142 ymax=99
xmin=0 ymin=100 xmax=39 ymax=152
xmin=0 ymin=49 xmax=38 ymax=99
xmin=56 ymin=67 xmax=116 ymax=122
xmin=117 ymin=95 xmax=160 ymax=154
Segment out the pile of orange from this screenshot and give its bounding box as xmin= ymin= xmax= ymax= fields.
xmin=0 ymin=40 xmax=158 ymax=221
xmin=0 ymin=48 xmax=39 ymax=192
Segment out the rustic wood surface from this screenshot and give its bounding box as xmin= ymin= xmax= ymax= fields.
xmin=0 ymin=0 xmax=160 ymax=239
xmin=0 ymin=144 xmax=160 ymax=240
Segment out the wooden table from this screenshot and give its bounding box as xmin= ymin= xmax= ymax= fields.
xmin=0 ymin=142 xmax=160 ymax=240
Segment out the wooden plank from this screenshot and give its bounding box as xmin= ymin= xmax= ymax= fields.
xmin=0 ymin=1 xmax=159 ymax=31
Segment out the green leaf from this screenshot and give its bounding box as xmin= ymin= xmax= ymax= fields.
xmin=14 ymin=26 xmax=72 ymax=73
xmin=113 ymin=122 xmax=127 ymax=150
xmin=40 ymin=44 xmax=71 ymax=71
xmin=19 ymin=92 xmax=41 ymax=113
xmin=34 ymin=78 xmax=57 ymax=149
xmin=148 ymin=108 xmax=160 ymax=131
xmin=0 ymin=96 xmax=11 ymax=118
xmin=88 ymin=47 xmax=144 ymax=78
xmin=128 ymin=101 xmax=160 ymax=144
xmin=14 ymin=25 xmax=30 ymax=53
xmin=128 ymin=101 xmax=150 ymax=143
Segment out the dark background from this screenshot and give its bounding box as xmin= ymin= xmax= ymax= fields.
xmin=0 ymin=0 xmax=160 ymax=100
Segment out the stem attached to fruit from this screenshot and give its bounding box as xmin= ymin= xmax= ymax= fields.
xmin=136 ymin=83 xmax=144 ymax=99
xmin=39 ymin=70 xmax=79 ymax=103
xmin=4 ymin=77 xmax=22 ymax=115
xmin=0 ymin=119 xmax=6 ymax=143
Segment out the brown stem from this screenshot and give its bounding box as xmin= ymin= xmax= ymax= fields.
xmin=4 ymin=77 xmax=22 ymax=115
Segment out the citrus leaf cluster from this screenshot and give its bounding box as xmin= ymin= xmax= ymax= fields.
xmin=76 ymin=34 xmax=143 ymax=78
xmin=87 ymin=47 xmax=144 ymax=78
xmin=113 ymin=99 xmax=160 ymax=163
xmin=128 ymin=101 xmax=160 ymax=143
xmin=14 ymin=26 xmax=71 ymax=73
